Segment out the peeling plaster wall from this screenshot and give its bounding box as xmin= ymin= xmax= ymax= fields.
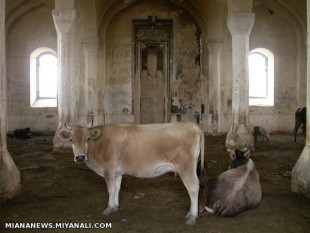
xmin=248 ymin=5 xmax=304 ymax=133
xmin=5 ymin=0 xmax=305 ymax=133
xmin=217 ymin=3 xmax=306 ymax=134
xmin=172 ymin=24 xmax=201 ymax=122
xmin=7 ymin=6 xmax=57 ymax=132
xmin=218 ymin=28 xmax=233 ymax=132
xmin=100 ymin=0 xmax=202 ymax=124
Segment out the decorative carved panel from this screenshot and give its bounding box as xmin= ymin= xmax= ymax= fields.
xmin=133 ymin=18 xmax=172 ymax=124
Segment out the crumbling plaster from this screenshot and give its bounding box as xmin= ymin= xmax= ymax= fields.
xmin=100 ymin=0 xmax=207 ymax=124
xmin=4 ymin=0 xmax=307 ymax=134
xmin=248 ymin=1 xmax=306 ymax=133
xmin=7 ymin=4 xmax=57 ymax=132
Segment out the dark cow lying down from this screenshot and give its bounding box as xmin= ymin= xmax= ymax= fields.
xmin=59 ymin=122 xmax=205 ymax=225
xmin=13 ymin=127 xmax=32 ymax=139
xmin=199 ymin=150 xmax=261 ymax=217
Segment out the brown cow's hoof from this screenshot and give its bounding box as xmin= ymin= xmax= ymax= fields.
xmin=186 ymin=216 xmax=196 ymax=225
xmin=185 ymin=212 xmax=197 ymax=225
xmin=102 ymin=206 xmax=118 ymax=215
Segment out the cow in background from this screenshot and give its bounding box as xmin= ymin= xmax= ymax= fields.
xmin=293 ymin=107 xmax=306 ymax=142
xmin=253 ymin=126 xmax=269 ymax=142
xmin=13 ymin=127 xmax=32 ymax=139
xmin=199 ymin=150 xmax=261 ymax=217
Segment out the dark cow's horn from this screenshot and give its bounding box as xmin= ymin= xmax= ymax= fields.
xmin=244 ymin=150 xmax=251 ymax=159
xmin=64 ymin=122 xmax=72 ymax=131
xmin=228 ymin=149 xmax=236 ymax=160
xmin=88 ymin=119 xmax=93 ymax=128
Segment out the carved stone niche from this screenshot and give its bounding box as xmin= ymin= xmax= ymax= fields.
xmin=132 ymin=17 xmax=173 ymax=124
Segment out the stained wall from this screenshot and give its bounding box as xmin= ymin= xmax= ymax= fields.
xmin=100 ymin=0 xmax=203 ymax=124
xmin=4 ymin=0 xmax=307 ymax=134
xmin=7 ymin=5 xmax=57 ymax=132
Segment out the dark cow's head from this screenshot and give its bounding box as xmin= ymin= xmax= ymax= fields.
xmin=58 ymin=124 xmax=101 ymax=163
xmin=228 ymin=148 xmax=250 ymax=169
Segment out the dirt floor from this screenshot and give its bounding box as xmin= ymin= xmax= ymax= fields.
xmin=1 ymin=133 xmax=310 ymax=233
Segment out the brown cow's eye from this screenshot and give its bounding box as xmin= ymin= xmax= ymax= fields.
xmin=69 ymin=138 xmax=73 ymax=142
xmin=86 ymin=137 xmax=90 ymax=141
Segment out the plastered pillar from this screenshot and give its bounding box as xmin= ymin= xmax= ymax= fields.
xmin=225 ymin=10 xmax=255 ymax=151
xmin=82 ymin=38 xmax=100 ymax=126
xmin=52 ymin=9 xmax=78 ymax=149
xmin=207 ymin=41 xmax=222 ymax=134
xmin=291 ymin=0 xmax=310 ymax=199
xmin=0 ymin=0 xmax=21 ymax=201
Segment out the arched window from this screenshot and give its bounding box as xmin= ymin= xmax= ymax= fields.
xmin=249 ymin=48 xmax=274 ymax=106
xmin=30 ymin=47 xmax=57 ymax=107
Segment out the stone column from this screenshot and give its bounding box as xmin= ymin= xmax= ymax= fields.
xmin=207 ymin=41 xmax=222 ymax=134
xmin=82 ymin=38 xmax=100 ymax=126
xmin=52 ymin=9 xmax=78 ymax=149
xmin=225 ymin=11 xmax=255 ymax=152
xmin=291 ymin=0 xmax=310 ymax=199
xmin=0 ymin=0 xmax=21 ymax=202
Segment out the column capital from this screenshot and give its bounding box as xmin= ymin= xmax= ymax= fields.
xmin=227 ymin=0 xmax=253 ymax=13
xmin=207 ymin=42 xmax=223 ymax=55
xmin=82 ymin=37 xmax=100 ymax=55
xmin=52 ymin=9 xmax=78 ymax=35
xmin=227 ymin=13 xmax=255 ymax=37
xmin=205 ymin=38 xmax=224 ymax=44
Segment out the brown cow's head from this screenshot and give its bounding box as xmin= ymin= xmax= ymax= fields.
xmin=58 ymin=123 xmax=101 ymax=163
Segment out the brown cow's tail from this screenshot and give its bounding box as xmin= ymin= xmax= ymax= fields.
xmin=199 ymin=130 xmax=206 ymax=188
xmin=198 ymin=129 xmax=207 ymax=213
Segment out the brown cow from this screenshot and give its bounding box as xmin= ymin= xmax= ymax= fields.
xmin=199 ymin=150 xmax=261 ymax=217
xmin=58 ymin=122 xmax=205 ymax=225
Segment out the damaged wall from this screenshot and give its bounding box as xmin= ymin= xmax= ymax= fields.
xmin=101 ymin=0 xmax=203 ymax=124
xmin=217 ymin=1 xmax=306 ymax=133
xmin=7 ymin=5 xmax=57 ymax=132
xmin=172 ymin=24 xmax=201 ymax=123
xmin=248 ymin=3 xmax=306 ymax=132
xmin=5 ymin=0 xmax=306 ymax=134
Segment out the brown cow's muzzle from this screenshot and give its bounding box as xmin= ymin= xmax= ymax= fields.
xmin=74 ymin=154 xmax=87 ymax=163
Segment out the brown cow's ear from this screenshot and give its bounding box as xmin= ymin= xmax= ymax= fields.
xmin=89 ymin=128 xmax=101 ymax=140
xmin=58 ymin=130 xmax=71 ymax=141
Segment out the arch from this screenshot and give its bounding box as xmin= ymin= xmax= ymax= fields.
xmin=98 ymin=0 xmax=207 ymax=37
xmin=253 ymin=0 xmax=306 ymax=107
xmin=6 ymin=0 xmax=54 ymax=34
xmin=100 ymin=0 xmax=205 ymax=124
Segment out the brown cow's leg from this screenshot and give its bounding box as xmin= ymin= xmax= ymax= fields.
xmin=103 ymin=172 xmax=118 ymax=215
xmin=179 ymin=169 xmax=199 ymax=225
xmin=114 ymin=175 xmax=122 ymax=208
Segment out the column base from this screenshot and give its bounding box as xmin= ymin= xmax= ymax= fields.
xmin=53 ymin=124 xmax=72 ymax=152
xmin=225 ymin=123 xmax=254 ymax=151
xmin=0 ymin=148 xmax=21 ymax=202
xmin=53 ymin=132 xmax=72 ymax=152
xmin=291 ymin=145 xmax=310 ymax=198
